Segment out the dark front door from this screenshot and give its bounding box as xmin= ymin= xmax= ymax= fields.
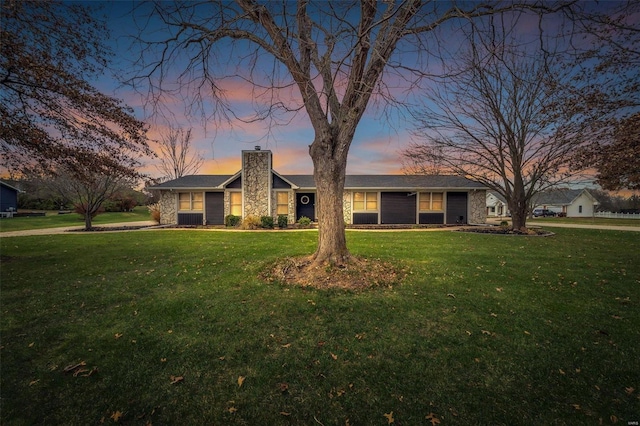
xmin=205 ymin=192 xmax=224 ymax=225
xmin=446 ymin=192 xmax=468 ymax=224
xmin=296 ymin=193 xmax=315 ymax=221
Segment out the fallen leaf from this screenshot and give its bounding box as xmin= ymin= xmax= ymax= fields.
xmin=114 ymin=333 xmax=123 ymax=339
xmin=219 ymin=356 xmax=225 ymax=361
xmin=481 ymin=330 xmax=492 ymax=335
xmin=170 ymin=375 xmax=184 ymax=385
xmin=490 ymin=313 xmax=498 ymax=317
xmin=227 ymin=407 xmax=237 ymax=414
xmin=63 ymin=361 xmax=86 ymax=374
xmin=383 ymin=411 xmax=394 ymax=424
xmin=426 ymin=412 xmax=441 ymax=425
xmin=625 ymin=387 xmax=635 ymax=395
xmin=279 ymin=383 xmax=289 ymax=393
xmin=571 ymin=404 xmax=581 ymax=410
xmin=559 ymin=369 xmax=566 ymax=375
xmin=447 ymin=293 xmax=456 ymax=298
xmin=524 ymin=331 xmax=531 ymax=335
xmin=28 ymin=342 xmax=35 ymax=348
xmin=465 ymin=330 xmax=472 ymax=336
xmin=281 ymin=343 xmax=291 ymax=348
xmin=330 ymin=353 xmax=338 ymax=360
xmin=29 ymin=379 xmax=40 ymax=386
xmin=110 ymin=410 xmax=123 ymax=422
xmin=611 ymin=414 xmax=618 ymax=423
xmin=280 ymin=411 xmax=291 ymax=416
xmin=496 ymin=287 xmax=503 ymax=292
xmin=237 ymin=376 xmax=245 ymax=387
xmin=160 ymin=358 xmax=167 ymax=363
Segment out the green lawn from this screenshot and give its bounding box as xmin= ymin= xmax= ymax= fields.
xmin=1 ymin=229 xmax=638 ymax=425
xmin=0 ymin=206 xmax=152 ymax=232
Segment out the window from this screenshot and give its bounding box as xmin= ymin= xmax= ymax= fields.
xmin=230 ymin=192 xmax=242 ymax=216
xmin=276 ymin=192 xmax=289 ymax=215
xmin=579 ymin=205 xmax=583 ymax=213
xmin=353 ymin=192 xmax=378 ymax=211
xmin=178 ymin=192 xmax=203 ymax=211
xmin=419 ymin=192 xmax=444 ymax=211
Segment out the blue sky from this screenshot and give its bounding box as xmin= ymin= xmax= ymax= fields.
xmin=93 ymin=1 xmax=418 ymax=177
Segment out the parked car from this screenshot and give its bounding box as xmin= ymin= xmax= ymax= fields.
xmin=532 ymin=209 xmax=557 ymax=217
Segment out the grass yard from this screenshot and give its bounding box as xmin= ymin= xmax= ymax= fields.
xmin=0 ymin=206 xmax=152 ymax=233
xmin=1 ymin=228 xmax=638 ymax=425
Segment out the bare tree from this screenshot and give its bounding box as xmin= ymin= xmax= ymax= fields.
xmin=47 ymin=167 xmax=133 ymax=230
xmin=130 ymin=1 xmax=571 ymax=266
xmin=1 ymin=1 xmax=150 ymax=179
xmin=155 ymin=128 xmax=204 ymax=180
xmin=403 ymin=16 xmax=588 ymax=230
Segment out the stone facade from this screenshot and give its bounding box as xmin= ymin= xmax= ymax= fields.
xmin=468 ymin=190 xmax=487 ymax=224
xmin=158 ymin=191 xmax=176 ymax=225
xmin=242 ymin=149 xmax=271 ymax=218
xmin=342 ymin=192 xmax=352 ymax=225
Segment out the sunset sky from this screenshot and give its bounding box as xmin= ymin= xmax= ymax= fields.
xmin=96 ymin=1 xmax=420 ymax=178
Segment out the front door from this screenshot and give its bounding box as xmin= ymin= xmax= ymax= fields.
xmin=446 ymin=192 xmax=468 ymax=224
xmin=296 ymin=193 xmax=315 ymax=221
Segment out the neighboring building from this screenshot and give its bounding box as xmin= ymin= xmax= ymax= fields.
xmin=0 ymin=181 xmax=20 ymax=217
xmin=486 ymin=191 xmax=509 ymax=217
xmin=150 ymin=148 xmax=487 ymax=226
xmin=532 ymin=188 xmax=599 ymax=217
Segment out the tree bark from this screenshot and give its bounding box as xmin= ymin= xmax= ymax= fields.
xmin=84 ymin=212 xmax=93 ymax=231
xmin=309 ymin=133 xmax=351 ymax=266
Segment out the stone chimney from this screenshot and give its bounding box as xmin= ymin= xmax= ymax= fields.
xmin=242 ymin=148 xmax=272 ymax=217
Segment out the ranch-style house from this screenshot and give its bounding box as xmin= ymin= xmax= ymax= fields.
xmin=150 ymin=147 xmax=487 ymax=226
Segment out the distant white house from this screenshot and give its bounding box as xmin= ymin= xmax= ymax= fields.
xmin=486 ymin=191 xmax=509 ymax=217
xmin=532 ymin=189 xmax=599 ymax=217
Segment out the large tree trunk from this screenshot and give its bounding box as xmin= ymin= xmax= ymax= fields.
xmin=509 ymin=177 xmax=529 ymax=231
xmin=309 ymin=134 xmax=351 ymax=266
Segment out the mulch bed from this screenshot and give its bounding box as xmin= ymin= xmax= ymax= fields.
xmin=67 ymin=225 xmax=151 ymax=232
xmin=457 ymin=226 xmax=554 ymax=236
xmin=262 ymin=255 xmax=409 ymax=290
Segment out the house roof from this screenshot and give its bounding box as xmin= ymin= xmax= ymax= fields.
xmin=150 ymin=173 xmax=486 ymax=191
xmin=0 ymin=180 xmax=22 ymax=192
xmin=487 ymin=191 xmax=507 ymax=204
xmin=533 ymin=188 xmax=598 ymax=206
xmin=150 ymin=175 xmax=235 ymax=189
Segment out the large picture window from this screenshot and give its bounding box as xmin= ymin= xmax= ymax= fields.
xmin=419 ymin=192 xmax=444 ymax=211
xmin=276 ymin=192 xmax=289 ymax=215
xmin=353 ymin=192 xmax=378 ymax=211
xmin=229 ymin=192 xmax=242 ymax=216
xmin=178 ymin=192 xmax=203 ymax=211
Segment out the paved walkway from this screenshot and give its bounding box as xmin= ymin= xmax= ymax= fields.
xmin=526 ymin=222 xmax=640 ymax=232
xmin=0 ymin=221 xmax=158 ymax=238
xmin=2 ymin=220 xmax=639 ymax=238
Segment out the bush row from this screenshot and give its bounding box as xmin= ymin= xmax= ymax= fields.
xmin=224 ymin=214 xmax=312 ymax=229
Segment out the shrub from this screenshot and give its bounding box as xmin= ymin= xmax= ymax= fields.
xmin=500 ymin=220 xmax=509 ymax=227
xmin=241 ymin=215 xmax=262 ymax=230
xmin=277 ymin=214 xmax=288 ymax=229
xmin=225 ymin=214 xmax=241 ymax=227
xmin=148 ymin=202 xmax=161 ymax=224
xmin=261 ymin=215 xmax=274 ymax=229
xmin=74 ymin=203 xmax=104 ymax=219
xmin=297 ymin=216 xmax=312 ymax=228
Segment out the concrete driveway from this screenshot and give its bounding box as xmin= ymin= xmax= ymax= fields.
xmin=0 ymin=221 xmax=157 ymax=238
